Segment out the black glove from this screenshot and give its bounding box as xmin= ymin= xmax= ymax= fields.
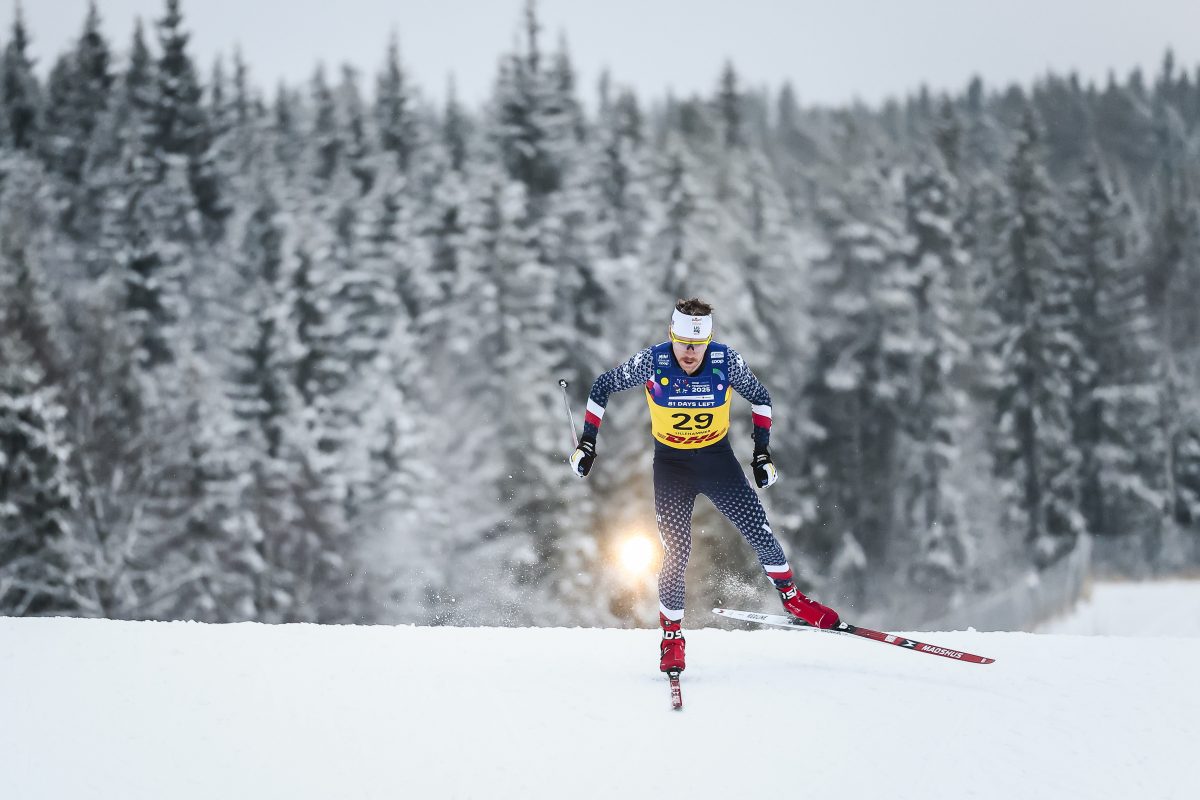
xmin=570 ymin=435 xmax=597 ymax=478
xmin=751 ymin=449 xmax=778 ymax=489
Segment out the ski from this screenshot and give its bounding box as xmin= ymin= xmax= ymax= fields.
xmin=712 ymin=608 xmax=996 ymax=665
xmin=666 ymin=669 xmax=683 ymax=710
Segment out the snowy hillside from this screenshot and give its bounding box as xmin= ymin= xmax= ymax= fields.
xmin=2 ymin=585 xmax=1198 ymax=800
xmin=1037 ymin=579 xmax=1200 ymax=636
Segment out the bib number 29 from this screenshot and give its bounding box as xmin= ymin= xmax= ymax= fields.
xmin=671 ymin=412 xmax=714 ymax=430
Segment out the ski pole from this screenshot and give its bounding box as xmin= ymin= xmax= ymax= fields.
xmin=558 ymin=379 xmax=579 ymax=449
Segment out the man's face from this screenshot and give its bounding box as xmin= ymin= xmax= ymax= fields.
xmin=671 ymin=338 xmax=707 ymax=373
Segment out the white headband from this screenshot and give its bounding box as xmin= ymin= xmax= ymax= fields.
xmin=670 ymin=308 xmax=713 ymax=344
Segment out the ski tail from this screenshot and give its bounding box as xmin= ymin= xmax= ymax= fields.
xmin=667 ymin=669 xmax=683 ymax=710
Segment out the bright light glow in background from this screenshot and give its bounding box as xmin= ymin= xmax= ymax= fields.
xmin=617 ymin=534 xmax=658 ymax=579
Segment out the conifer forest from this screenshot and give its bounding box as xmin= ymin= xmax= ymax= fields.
xmin=2 ymin=0 xmax=1199 ymax=627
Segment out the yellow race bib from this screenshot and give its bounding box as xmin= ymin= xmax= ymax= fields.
xmin=642 ymin=341 xmax=736 ymax=449
xmin=645 ymin=385 xmax=732 ymax=448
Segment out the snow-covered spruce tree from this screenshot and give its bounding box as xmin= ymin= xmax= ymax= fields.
xmin=99 ymin=131 xmax=229 ymax=619
xmin=1092 ymin=71 xmax=1158 ymax=185
xmin=39 ymin=1 xmax=113 ymax=186
xmin=374 ymin=33 xmax=420 ymax=175
xmin=0 ymin=155 xmax=143 ymax=618
xmin=591 ymin=88 xmax=649 ymax=262
xmin=65 ymin=17 xmax=154 ymax=257
xmin=899 ymin=150 xmax=975 ymax=589
xmin=115 ymin=143 xmax=196 ymax=376
xmin=161 ymin=352 xmax=258 ymax=621
xmin=285 ymin=231 xmax=360 ymax=619
xmin=225 ymin=181 xmax=325 ymax=622
xmin=1143 ymin=98 xmax=1197 ymax=325
xmin=269 ymin=84 xmax=304 ymax=184
xmin=148 ymin=0 xmax=226 ymax=235
xmin=416 ymin=103 xmax=473 ymax=339
xmin=1143 ymin=121 xmax=1200 ymax=563
xmin=206 ymin=49 xmax=273 ymax=224
xmin=440 ymin=172 xmax=562 ymax=625
xmin=545 ymin=34 xmax=587 ymax=149
xmin=703 ymin=142 xmax=811 ymax=583
xmin=702 ymin=60 xmax=794 ymax=351
xmin=771 ymin=81 xmax=837 ymax=195
xmin=716 ymin=60 xmax=745 ymax=152
xmin=1169 ymin=398 xmax=1200 ymax=540
xmin=988 ymin=108 xmax=1087 ymax=567
xmin=306 ymin=64 xmax=354 ymax=192
xmin=442 ymin=78 xmax=471 ymax=174
xmin=585 ymin=84 xmax=661 ymax=353
xmin=0 ymin=338 xmax=79 ymax=616
xmin=290 ymin=209 xmax=350 ymax=414
xmin=570 ymin=84 xmax=662 ymax=622
xmin=336 ymin=65 xmax=376 ymax=196
xmin=0 ymin=170 xmax=80 ymax=616
xmin=0 ymin=157 xmax=61 ymax=382
xmin=491 ymin=0 xmax=568 ymax=209
xmin=288 ymin=116 xmax=386 ymax=619
xmin=230 ymin=48 xmax=254 ymax=130
xmin=545 ymin=119 xmax=605 ymax=394
xmin=1065 ymin=158 xmax=1165 ymax=542
xmin=1 ymin=5 xmax=40 ymax=152
xmin=388 ymin=156 xmax=517 ymax=623
xmin=479 ymin=12 xmax=616 ymax=624
xmin=350 ymin=310 xmax=428 ymax=624
xmin=932 ymin=97 xmax=1003 ymax=378
xmin=1030 ymin=74 xmax=1096 ymax=173
xmin=959 ymin=78 xmax=1006 ymax=179
xmin=647 ymin=136 xmax=715 ymax=303
xmin=796 ymin=166 xmax=912 ymax=576
xmin=365 ymin=171 xmax=433 ymax=326
xmin=207 ymin=56 xmax=231 ymax=151
xmin=541 ymin=108 xmax=634 ymax=624
xmin=341 ymin=178 xmax=407 ymax=390
xmin=932 ymin=98 xmax=964 ymax=178
xmin=333 ymin=171 xmax=419 ymax=529
xmin=124 ymin=18 xmax=156 ymax=121
xmin=352 ymin=131 xmax=452 ymax=615
xmin=289 ymin=68 xmax=372 ymax=498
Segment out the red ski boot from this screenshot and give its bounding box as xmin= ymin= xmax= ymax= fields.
xmin=777 ymin=582 xmax=840 ymax=629
xmin=659 ymin=613 xmax=686 ymax=672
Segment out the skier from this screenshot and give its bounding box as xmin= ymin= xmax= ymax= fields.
xmin=570 ymin=298 xmax=839 ymax=674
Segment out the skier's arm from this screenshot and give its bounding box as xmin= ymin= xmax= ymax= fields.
xmin=582 ymin=347 xmax=656 ymax=441
xmin=570 ymin=347 xmax=655 ymax=478
xmin=727 ymin=348 xmax=772 ymax=451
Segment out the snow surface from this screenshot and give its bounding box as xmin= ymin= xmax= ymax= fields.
xmin=1037 ymin=579 xmax=1200 ymax=636
xmin=2 ymin=584 xmax=1198 ymax=800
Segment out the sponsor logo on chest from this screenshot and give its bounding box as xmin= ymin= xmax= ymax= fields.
xmin=665 ymin=377 xmax=717 ymax=407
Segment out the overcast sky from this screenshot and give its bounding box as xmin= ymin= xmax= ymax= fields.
xmin=15 ymin=1 xmax=1200 ymax=108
